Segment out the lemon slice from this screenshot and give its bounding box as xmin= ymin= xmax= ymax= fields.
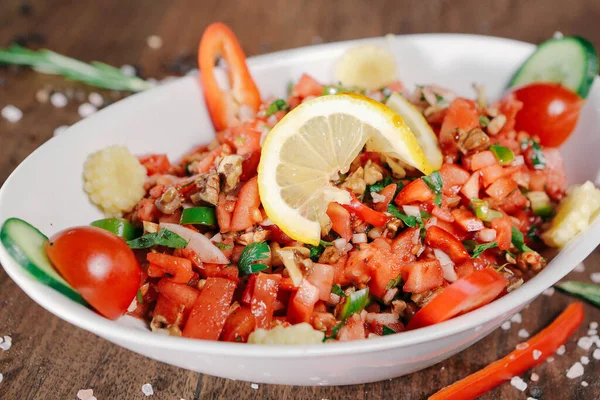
xmin=542 ymin=181 xmax=600 ymax=248
xmin=335 ymin=45 xmax=397 ymax=90
xmin=258 ymin=93 xmax=433 ymax=245
xmin=385 ymin=93 xmax=443 ymax=169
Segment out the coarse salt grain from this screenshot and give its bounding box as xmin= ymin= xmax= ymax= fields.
xmin=582 ymin=381 xmax=589 ymax=387
xmin=516 ymin=343 xmax=529 ymax=351
xmin=53 ymin=125 xmax=69 ymax=136
xmin=510 ymin=376 xmax=527 ymax=391
xmin=533 ymin=349 xmax=542 ymax=360
xmin=78 ymin=103 xmax=97 ymax=118
xmin=88 ymin=92 xmax=104 ymax=107
xmin=566 ymin=362 xmax=584 ymax=379
xmin=147 ymin=35 xmax=163 ymax=49
xmin=501 ymin=321 xmax=511 ymax=330
xmin=542 ymin=287 xmax=555 ymax=296
xmin=77 ymin=389 xmax=97 ymax=400
xmin=590 ymin=272 xmax=600 ymax=283
xmin=250 ymin=383 xmax=259 ymax=390
xmin=547 ymin=356 xmax=555 ymax=363
xmin=0 ymin=373 xmax=3 ymax=383
xmin=530 ymin=372 xmax=539 ymax=382
xmin=510 ymin=313 xmax=522 ymax=323
xmin=50 ymin=92 xmax=68 ymax=108
xmin=0 ymin=336 xmax=12 ymax=351
xmin=590 ymin=322 xmax=598 ymax=329
xmin=2 ymin=105 xmax=23 ymax=122
xmin=577 ymin=336 xmax=594 ymax=350
xmin=593 ymin=349 xmax=600 ymax=360
xmin=518 ymin=329 xmax=530 ymax=338
xmin=574 ymin=263 xmax=585 ymax=272
xmin=141 ymin=383 xmax=154 ymax=396
xmin=36 ymin=88 xmax=50 ymax=103
xmin=121 ymin=64 xmax=136 ymax=77
xmin=588 ymin=329 xmax=598 ymax=336
xmin=556 ymin=344 xmax=566 ymax=355
xmin=581 ymin=356 xmax=589 ymax=365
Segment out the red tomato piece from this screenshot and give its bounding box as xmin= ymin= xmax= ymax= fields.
xmin=146 ymin=253 xmax=193 ymax=284
xmin=45 ymin=226 xmax=141 ymax=320
xmin=153 ymin=294 xmax=183 ymax=327
xmin=216 ymin=123 xmax=262 ymax=155
xmin=343 ymin=192 xmax=390 ymax=226
xmin=485 ymin=177 xmax=518 ymax=200
xmin=490 ymin=216 xmax=513 ymax=250
xmin=496 ymin=93 xmax=524 ymax=136
xmin=251 ymin=273 xmax=281 ymax=329
xmin=138 ymin=154 xmax=171 ymax=176
xmin=439 ymin=98 xmax=480 ymax=157
xmin=337 ymin=314 xmax=367 ymax=341
xmin=327 ymin=202 xmax=353 ymax=240
xmin=500 ymin=189 xmax=528 ymax=214
xmin=402 ymin=259 xmax=444 ymax=294
xmin=451 ymin=209 xmax=484 ymax=232
xmin=461 ymin=171 xmax=481 ymax=200
xmin=287 ymin=279 xmax=320 ymax=324
xmin=220 ymin=306 xmax=256 ymax=343
xmin=513 ymin=83 xmax=584 ymax=147
xmin=265 ymin=224 xmax=295 ymax=246
xmin=394 ymin=178 xmax=434 ymax=205
xmin=307 ymin=263 xmax=335 ymax=301
xmin=469 ymin=151 xmax=498 ymax=171
xmin=332 ymin=253 xmax=351 ymax=286
xmin=182 ymin=277 xmax=237 ymax=340
xmin=373 ymin=183 xmax=397 ymax=212
xmin=240 ymin=151 xmax=261 ymax=181
xmin=431 ymin=205 xmax=454 ymax=223
xmin=156 ymin=279 xmax=199 ymax=322
xmin=439 ymin=163 xmax=470 ymax=196
xmin=407 ymin=269 xmax=508 ymax=330
xmin=480 ymin=164 xmax=505 ymax=187
xmin=293 ymin=74 xmax=324 ymax=98
xmin=367 ymin=236 xmax=408 ymax=298
xmin=241 ymin=274 xmax=256 ymax=305
xmin=230 ymin=176 xmax=262 ymax=231
xmin=216 ymin=192 xmax=234 ymax=233
xmin=194 ymin=144 xmax=230 ymax=174
xmin=435 ymin=220 xmax=468 ymax=241
xmin=425 ymin=225 xmax=470 ymax=264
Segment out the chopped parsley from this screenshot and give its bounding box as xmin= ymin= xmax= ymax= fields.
xmin=127 ymin=228 xmax=188 ymax=249
xmin=308 ymin=240 xmax=333 ymax=262
xmin=323 ymin=322 xmax=344 ymax=341
xmin=511 ymin=226 xmax=533 ymax=253
xmin=238 ymin=241 xmax=270 ymax=276
xmin=331 ymin=284 xmax=347 ymax=297
xmin=367 ymin=176 xmax=394 ymax=193
xmin=386 ymin=274 xmax=402 ymax=290
xmin=136 ymin=289 xmax=144 ymax=304
xmin=387 ymin=204 xmax=417 ymax=227
xmin=382 ymin=326 xmax=396 ymax=336
xmin=479 ymin=115 xmax=490 ymax=127
xmin=422 ymin=171 xmax=443 ymax=207
xmin=266 ymin=99 xmax=289 ymax=116
xmin=382 ymin=87 xmax=392 ymax=103
xmin=470 ymin=242 xmax=498 ymax=258
xmin=530 ymin=140 xmax=546 ymax=169
xmin=215 ymin=242 xmax=233 ymax=250
xmin=527 ymin=225 xmax=542 ymax=243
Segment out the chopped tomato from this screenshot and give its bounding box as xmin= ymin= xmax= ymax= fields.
xmin=307 ymin=263 xmax=335 ymax=301
xmin=251 ymin=273 xmax=281 ymax=329
xmin=368 ymin=237 xmax=406 ymax=298
xmin=240 ymin=151 xmax=261 ymax=181
xmin=345 ymin=243 xmax=376 ymax=286
xmin=138 ymin=154 xmax=171 ymax=176
xmin=183 ymin=277 xmax=237 ymax=340
xmin=194 ymin=144 xmax=231 ymax=174
xmin=337 ymin=314 xmax=367 ymax=341
xmin=480 ymin=164 xmax=505 ymax=187
xmin=203 ymin=263 xmax=240 ymax=283
xmin=394 ymin=178 xmax=434 ymax=205
xmin=425 ymin=225 xmax=470 ymax=264
xmin=216 ymin=123 xmax=262 ymax=155
xmin=439 ymin=98 xmax=480 ymax=157
xmin=157 ymin=279 xmax=199 ymax=311
xmin=220 ymin=306 xmax=256 ymax=343
xmin=440 ymin=164 xmax=470 ymax=195
xmin=500 ymin=189 xmax=528 ymax=214
xmin=293 ymin=74 xmax=324 ymax=98
xmin=402 ymin=259 xmax=444 ymax=294
xmin=343 ymin=192 xmax=390 ymax=226
xmin=137 ymin=198 xmax=160 ymax=223
xmin=460 ymin=172 xmax=481 ymax=200
xmin=485 ymin=177 xmax=518 ymax=200
xmin=435 ymin=220 xmax=468 ymax=241
xmin=216 ymin=192 xmax=234 ymax=233
xmin=287 ymin=279 xmax=320 ymax=324
xmin=407 ymin=269 xmax=508 ymax=330
xmin=327 ymin=203 xmax=352 ymax=240
xmin=469 ymin=151 xmax=498 ymax=171
xmin=431 ymin=205 xmax=454 ymax=222
xmin=265 ymin=224 xmax=295 ymax=246
xmin=153 ymin=294 xmax=183 ymax=327
xmin=451 ymin=209 xmax=484 ymax=232
xmin=230 ymin=176 xmax=262 ymax=231
xmin=373 ymin=183 xmax=397 ymax=212
xmin=495 ymin=93 xmax=524 ymax=136
xmin=146 ymin=253 xmax=193 ymax=284
xmin=490 ymin=215 xmax=512 ymax=250
xmin=332 ymin=253 xmax=351 ymax=286
xmin=241 ymin=274 xmax=256 ymax=305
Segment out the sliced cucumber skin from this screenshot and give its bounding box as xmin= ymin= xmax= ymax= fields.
xmin=508 ymin=36 xmax=598 ymax=98
xmin=0 ymin=218 xmax=87 ymax=305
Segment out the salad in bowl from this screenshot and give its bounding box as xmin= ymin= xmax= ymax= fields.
xmin=0 ymin=23 xmax=599 ymax=389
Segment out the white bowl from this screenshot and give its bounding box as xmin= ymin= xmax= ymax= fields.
xmin=1 ymin=34 xmax=599 ymax=386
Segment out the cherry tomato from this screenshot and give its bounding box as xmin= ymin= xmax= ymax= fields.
xmin=407 ymin=269 xmax=507 ymax=330
xmin=45 ymin=226 xmax=142 ymax=319
xmin=513 ymin=83 xmax=584 ymax=147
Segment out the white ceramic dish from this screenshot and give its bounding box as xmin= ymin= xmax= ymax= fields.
xmin=1 ymin=34 xmax=599 ymax=386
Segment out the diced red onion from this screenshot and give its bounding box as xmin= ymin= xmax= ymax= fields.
xmin=434 ymin=248 xmax=458 ymax=282
xmin=210 ymin=232 xmax=223 ymax=243
xmin=352 ymin=233 xmax=368 ymax=244
xmin=368 ymin=227 xmax=383 ymax=239
xmin=403 ymin=205 xmax=420 ymax=217
xmin=159 ymin=223 xmax=228 ymax=264
xmin=424 ymin=217 xmax=438 ymax=229
xmin=239 ymin=104 xmax=256 ymax=122
xmin=511 ymin=155 xmax=525 ymax=166
xmin=333 ymin=238 xmax=348 ymax=250
xmin=371 ymin=192 xmax=386 ymax=203
xmin=411 ymin=229 xmax=420 ymax=245
xmin=382 ymin=288 xmax=398 ymax=304
xmin=477 ymin=228 xmax=497 ymax=242
xmin=266 ymin=114 xmax=278 ymax=127
xmin=416 ymin=245 xmax=425 ymax=257
xmin=344 ymin=243 xmax=354 ymax=253
xmin=365 ymin=312 xmax=400 ymax=325
xmin=260 ymin=218 xmax=274 ymax=226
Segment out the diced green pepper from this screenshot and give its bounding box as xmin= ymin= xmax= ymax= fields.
xmin=489 ymin=145 xmax=515 ymax=165
xmin=180 ymin=207 xmax=217 ymax=226
xmin=90 ymin=218 xmax=140 ymax=240
xmin=469 ymin=199 xmax=503 ymax=222
xmin=526 ymin=191 xmax=553 ymax=217
xmin=340 ymin=288 xmax=369 ymax=320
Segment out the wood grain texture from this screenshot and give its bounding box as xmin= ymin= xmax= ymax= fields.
xmin=0 ymin=0 xmax=599 ymax=398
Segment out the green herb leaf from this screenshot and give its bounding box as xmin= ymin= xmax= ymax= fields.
xmin=126 ymin=229 xmax=188 ymax=249
xmin=435 ymin=93 xmax=444 ymax=102
xmin=489 ymin=145 xmax=515 ymax=165
xmin=387 ymin=204 xmax=417 ymax=227
xmin=323 ymin=321 xmax=344 ymax=341
xmin=422 ymin=171 xmax=443 ymax=207
xmin=531 ymin=141 xmax=546 ymax=169
xmin=308 ymin=244 xmax=325 ymax=261
xmin=320 ymin=240 xmax=334 ymax=246
xmin=266 ymin=99 xmax=289 ymax=116
xmin=331 ymin=284 xmax=347 ymax=297
xmin=471 ymin=242 xmax=498 ymax=258
xmin=479 ymin=115 xmax=490 ymax=127
xmin=386 ymin=274 xmax=402 ymax=290
xmin=526 ymin=225 xmax=542 ymax=243
xmin=0 ymin=44 xmax=153 ymax=92
xmin=382 ymin=326 xmax=396 ymax=336
xmin=555 ymin=281 xmax=600 ymax=308
xmin=511 ymin=226 xmax=533 ymax=253
xmin=340 ymin=288 xmax=370 ymax=320
xmin=235 ymin=336 xmax=243 ymax=342
xmin=367 ymin=176 xmax=394 ymax=193
xmin=136 ymin=289 xmax=144 ymax=304
xmin=238 ymin=242 xmax=270 ymax=276
xmin=215 ymin=243 xmax=233 ymax=250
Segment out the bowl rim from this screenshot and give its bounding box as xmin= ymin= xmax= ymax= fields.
xmin=1 ymin=32 xmax=599 ymax=359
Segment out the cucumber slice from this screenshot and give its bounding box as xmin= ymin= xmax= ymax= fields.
xmin=0 ymin=218 xmax=86 ymax=305
xmin=508 ymin=36 xmax=598 ymax=98
xmin=527 ymin=191 xmax=553 ymax=217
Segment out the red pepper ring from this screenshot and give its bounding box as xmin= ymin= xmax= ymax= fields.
xmin=199 ymin=22 xmax=262 ymax=131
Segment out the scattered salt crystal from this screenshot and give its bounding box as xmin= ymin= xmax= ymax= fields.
xmin=0 ymin=373 xmax=3 ymax=383
xmin=88 ymin=92 xmax=104 ymax=107
xmin=542 ymin=287 xmax=555 ymax=296
xmin=516 ymin=343 xmax=529 ymax=351
xmin=0 ymin=336 xmax=12 ymax=351
xmin=553 ymin=31 xmax=564 ymax=39
xmin=577 ymin=336 xmax=594 ymax=350
xmin=510 ymin=376 xmax=527 ymax=391
xmin=556 ymin=345 xmax=566 ymax=355
xmin=547 ymin=356 xmax=555 ymax=363
xmin=518 ymin=329 xmax=530 ymax=338
xmin=141 ymin=383 xmax=154 ymax=396
xmin=533 ymin=349 xmax=542 ymax=360
xmin=36 ymin=88 xmax=50 ymax=103
xmin=185 ymin=68 xmax=199 ymax=76
xmin=566 ymin=362 xmax=584 ymax=379
xmin=50 ymin=92 xmax=68 ymax=108
xmin=501 ymin=321 xmax=512 ymax=330
xmin=574 ymin=263 xmax=585 ymax=272
xmin=440 ymin=366 xmax=445 ymax=371
xmin=77 ymin=389 xmax=97 ymax=400
xmin=78 ymin=103 xmax=97 ymax=118
xmin=588 ymin=329 xmax=598 ymax=336
xmin=1 ymin=105 xmax=23 ymax=122
xmin=582 ymin=381 xmax=589 ymax=387
xmin=581 ymin=356 xmax=589 ymax=365
xmin=250 ymin=383 xmax=259 ymax=390
xmin=53 ymin=125 xmax=69 ymax=136
xmin=593 ymin=349 xmax=600 ymax=360
xmin=530 ymin=372 xmax=539 ymax=382
xmin=510 ymin=313 xmax=522 ymax=323
xmin=147 ymin=35 xmax=163 ymax=49
xmin=121 ymin=64 xmax=136 ymax=77
xmin=591 ymin=272 xmax=600 ymax=283
xmin=527 ymin=398 xmax=536 ymax=400
xmin=590 ymin=322 xmax=598 ymax=330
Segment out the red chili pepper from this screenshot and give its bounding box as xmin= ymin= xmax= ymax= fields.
xmin=342 ymin=192 xmax=390 ymax=227
xmin=199 ymin=22 xmax=261 ymax=131
xmin=429 ymin=302 xmax=584 ymax=400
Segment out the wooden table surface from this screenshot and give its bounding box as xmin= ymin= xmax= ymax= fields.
xmin=1 ymin=1 xmax=599 ymax=399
